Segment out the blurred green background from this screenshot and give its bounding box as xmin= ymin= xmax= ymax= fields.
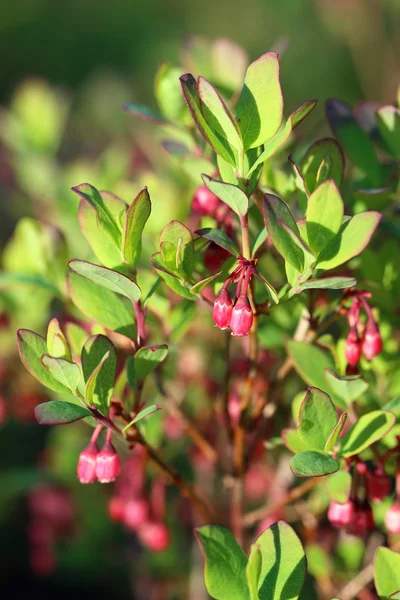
xmin=0 ymin=0 xmax=399 ymax=598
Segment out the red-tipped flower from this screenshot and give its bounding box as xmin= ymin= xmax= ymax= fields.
xmin=138 ymin=521 xmax=171 ymax=552
xmin=191 ymin=185 xmax=221 ymax=216
xmin=123 ymin=498 xmax=149 ymax=531
xmin=96 ymin=441 xmax=121 ymax=483
xmin=385 ymin=501 xmax=400 ymax=534
xmin=366 ymin=466 xmax=391 ymax=502
xmin=362 ymin=318 xmax=383 ymax=360
xmin=213 ymin=289 xmax=233 ymax=330
xmin=345 ymin=326 xmax=362 ymax=366
xmin=77 ymin=442 xmax=98 ymax=484
xmin=230 ymin=295 xmax=253 ymax=337
xmin=327 ymin=499 xmax=355 ymax=528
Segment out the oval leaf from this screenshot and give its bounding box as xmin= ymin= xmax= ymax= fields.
xmin=122 ymin=187 xmax=151 ymax=268
xmin=34 ymin=401 xmax=91 ymax=425
xmin=338 ymin=410 xmax=396 ymax=458
xmin=69 ymin=260 xmax=141 ymax=304
xmin=202 ymin=175 xmax=249 ymax=217
xmin=290 ymin=451 xmax=340 ymax=478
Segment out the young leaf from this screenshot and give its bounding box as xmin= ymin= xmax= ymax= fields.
xmin=374 ymin=547 xmax=400 ymax=599
xmin=190 ymin=271 xmax=223 ymax=294
xmin=296 ymin=388 xmax=339 ymax=452
xmin=236 ymin=52 xmax=283 ymax=150
xmin=122 ymin=187 xmax=151 ymax=268
xmin=198 ymin=77 xmax=242 ymax=150
xmin=78 ymin=192 xmax=127 ymax=268
xmin=246 ymin=544 xmax=262 ymax=600
xmin=67 ymin=272 xmax=136 ymax=339
xmin=246 ymin=100 xmax=317 ymax=177
xmin=68 ymin=260 xmax=141 ymax=304
xmin=338 ymin=410 xmax=396 ymax=458
xmin=290 ymin=451 xmax=340 ymax=478
xmin=81 ymin=335 xmax=117 ymax=415
xmin=294 ymin=276 xmax=357 ymax=293
xmin=324 ymin=369 xmax=368 ymax=404
xmin=196 ymin=525 xmax=249 ymax=600
xmin=263 ymin=194 xmax=304 ymax=272
xmin=196 ymin=227 xmax=240 ymax=257
xmin=34 ymin=401 xmax=91 ymax=425
xmin=41 ymin=355 xmax=81 ymax=393
xmin=122 ymin=404 xmax=162 ymax=434
xmin=202 ymin=175 xmax=248 ymax=217
xmin=251 ymin=227 xmax=268 ymax=257
xmin=160 ymin=220 xmax=194 ymax=279
xmin=255 ymin=521 xmax=306 ymax=599
xmin=324 ymin=413 xmax=347 ymax=453
xmin=376 ymin=105 xmax=400 ymax=159
xmin=17 ymin=330 xmax=70 ymax=394
xmin=72 ymin=183 xmax=122 ymax=249
xmin=282 ymin=429 xmax=311 ymax=454
xmin=301 ymin=138 xmax=345 ymax=194
xmin=134 ymin=345 xmax=168 ymax=380
xmin=151 ymin=253 xmax=195 ymax=300
xmin=47 ymin=318 xmax=71 ymax=361
xmin=180 ymin=74 xmax=237 ymax=166
xmin=316 ymin=211 xmax=381 ymax=270
xmin=306 ymin=180 xmax=344 ymax=255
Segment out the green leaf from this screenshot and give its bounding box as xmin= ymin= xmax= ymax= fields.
xmin=122 ymin=404 xmax=162 ymax=434
xmin=155 ymin=62 xmax=186 ymax=123
xmin=324 ymin=369 xmax=368 ymax=405
xmin=277 ymin=219 xmax=315 ymax=273
xmin=160 ymin=220 xmax=194 ymax=279
xmin=376 ymin=105 xmax=400 ymax=160
xmin=196 ymin=525 xmax=249 ymax=600
xmin=327 ymin=470 xmax=352 ymax=503
xmin=236 ymin=52 xmax=283 ymax=150
xmin=67 ymin=271 xmax=136 ymax=339
xmin=65 ymin=323 xmax=89 ymax=359
xmin=374 ymin=547 xmax=400 ymax=599
xmin=122 ymin=187 xmax=151 ymax=268
xmin=123 ymin=102 xmax=166 ymax=123
xmin=68 ymin=260 xmax=141 ymax=304
xmin=202 ymin=175 xmax=248 ymax=217
xmin=198 ymin=77 xmax=242 ymax=150
xmin=290 ymin=451 xmax=340 ymax=478
xmin=388 ymin=592 xmax=400 ymax=600
xmin=306 ymin=544 xmax=332 ymax=579
xmin=72 ymin=183 xmax=122 ymax=249
xmin=246 ymin=100 xmax=317 ymax=177
xmin=196 ymin=227 xmax=240 ymax=257
xmin=17 ymin=329 xmax=70 ymax=394
xmin=180 ymin=74 xmax=236 ymax=166
xmin=294 ymin=276 xmax=357 ymax=294
xmin=251 ymin=227 xmax=268 ymax=257
xmin=263 ymin=194 xmax=304 ymax=272
xmin=256 ymin=273 xmax=279 ymax=305
xmin=287 ymin=341 xmax=345 ymax=409
xmin=316 ymin=211 xmax=381 ymax=270
xmin=134 ymin=345 xmax=168 ymax=380
xmin=256 ymin=521 xmax=306 ymax=599
xmin=246 ymin=545 xmax=262 ymax=600
xmin=326 ymin=99 xmax=382 ymax=186
xmin=78 ymin=192 xmax=127 ymax=268
xmin=282 ymin=429 xmax=311 ymax=454
xmin=324 ymin=412 xmax=347 ymax=453
xmin=151 ymin=253 xmax=195 ymax=300
xmin=81 ymin=335 xmax=117 ymax=415
xmin=296 ymin=388 xmax=339 ymax=452
xmin=338 ymin=410 xmax=396 ymax=458
xmin=34 ymin=401 xmax=91 ymax=425
xmin=301 ymin=138 xmax=345 ymax=194
xmin=190 ymin=271 xmax=223 ymax=294
xmin=306 ymin=180 xmax=344 ymax=255
xmin=41 ymin=355 xmax=81 ymax=393
xmin=47 ymin=318 xmax=71 ymax=360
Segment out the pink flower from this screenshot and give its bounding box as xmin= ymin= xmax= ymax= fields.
xmin=385 ymin=502 xmax=400 ymax=534
xmin=362 ymin=319 xmax=383 ymax=360
xmin=96 ymin=442 xmax=121 ymax=483
xmin=345 ymin=326 xmax=362 ymax=366
xmin=138 ymin=521 xmax=171 ymax=552
xmin=213 ymin=289 xmax=233 ymax=330
xmin=123 ymin=498 xmax=149 ymax=531
xmin=327 ymin=500 xmax=355 ymax=528
xmin=230 ymin=295 xmax=253 ymax=336
xmin=77 ymin=442 xmax=98 ymax=484
xmin=191 ymin=185 xmax=221 ymax=216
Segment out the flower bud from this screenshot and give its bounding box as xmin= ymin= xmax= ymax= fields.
xmin=362 ymin=319 xmax=383 ymax=360
xmin=385 ymin=502 xmax=400 ymax=534
xmin=345 ymin=326 xmax=362 ymax=366
xmin=123 ymin=498 xmax=149 ymax=531
xmin=366 ymin=466 xmax=391 ymax=502
xmin=77 ymin=442 xmax=98 ymax=484
xmin=346 ymin=500 xmax=374 ymax=536
xmin=327 ymin=499 xmax=355 ymax=528
xmin=191 ymin=185 xmax=221 ymax=216
xmin=96 ymin=442 xmax=121 ymax=483
xmin=230 ymin=295 xmax=253 ymax=337
xmin=138 ymin=521 xmax=171 ymax=552
xmin=213 ymin=289 xmax=233 ymax=330
xmin=108 ymin=496 xmax=126 ymax=522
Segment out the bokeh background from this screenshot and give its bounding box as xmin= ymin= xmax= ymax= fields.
xmin=0 ymin=0 xmax=399 ymax=598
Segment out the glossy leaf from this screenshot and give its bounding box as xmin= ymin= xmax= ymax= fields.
xmin=306 ymin=180 xmax=344 ymax=255
xmin=236 ymin=52 xmax=283 ymax=150
xmin=17 ymin=329 xmax=70 ymax=394
xmin=256 ymin=521 xmax=306 ymax=599
xmin=324 ymin=413 xmax=347 ymax=453
xmin=122 ymin=404 xmax=162 ymax=434
xmin=301 ymin=138 xmax=344 ymax=194
xmin=316 ymin=211 xmax=381 ymax=270
xmin=296 ymin=388 xmax=339 ymax=452
xmin=263 ymin=194 xmax=304 ymax=272
xmin=294 ymin=276 xmax=357 ymax=294
xmin=47 ymin=318 xmax=71 ymax=360
xmin=151 ymin=253 xmax=195 ymax=300
xmin=196 ymin=525 xmax=249 ymax=600
xmin=202 ymin=175 xmax=248 ymax=217
xmin=190 ymin=271 xmax=223 ymax=294
xmin=34 ymin=401 xmax=91 ymax=425
xmin=122 ymin=187 xmax=151 ymax=268
xmin=290 ymin=451 xmax=340 ymax=478
xmin=338 ymin=410 xmax=396 ymax=458
xmin=69 ymin=260 xmax=141 ymax=304
xmin=81 ymin=335 xmax=117 ymax=414
xmin=251 ymin=227 xmax=268 ymax=257
xmin=160 ymin=220 xmax=194 ymax=279
xmin=41 ymin=355 xmax=81 ymax=393
xmin=134 ymin=345 xmax=168 ymax=380
xmin=196 ymin=227 xmax=239 ymax=257
xmin=67 ymin=272 xmax=136 ymax=339
xmin=72 ymin=183 xmax=122 ymax=248
xmin=198 ymin=76 xmax=242 ymax=150
xmin=246 ymin=544 xmax=262 ymax=600
xmin=374 ymin=547 xmax=400 ymax=599
xmin=324 ymin=369 xmax=368 ymax=404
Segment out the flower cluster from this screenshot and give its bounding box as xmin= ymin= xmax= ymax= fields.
xmin=212 ymin=257 xmax=257 ymax=336
xmin=345 ymin=293 xmax=383 ymax=371
xmin=77 ymin=426 xmax=121 ymax=485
